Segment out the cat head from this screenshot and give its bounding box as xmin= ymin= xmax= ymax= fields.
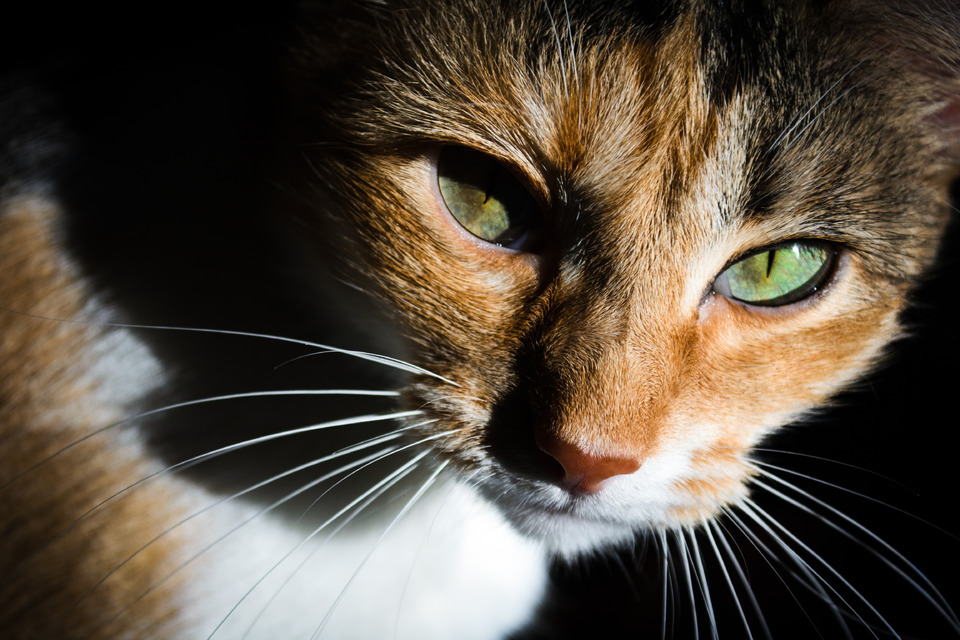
xmin=284 ymin=0 xmax=960 ymax=555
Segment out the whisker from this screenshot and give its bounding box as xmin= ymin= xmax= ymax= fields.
xmin=560 ymin=0 xmax=583 ymax=133
xmin=240 ymin=457 xmax=437 ymax=640
xmin=702 ymin=520 xmax=751 ymax=639
xmin=764 ymin=51 xmax=879 ymax=156
xmin=75 ymin=427 xmax=418 ymax=609
xmin=740 ymin=498 xmax=894 ymax=639
xmin=687 ymin=527 xmax=719 ymax=640
xmin=0 ymin=307 xmax=457 ymax=385
xmin=541 ymin=0 xmax=569 ymax=96
xmin=750 ymin=467 xmax=960 ymax=631
xmin=658 ymin=529 xmax=671 ymax=640
xmin=310 ymin=459 xmax=451 ymax=640
xmin=726 ymin=509 xmax=846 ymax=640
xmin=89 ymin=444 xmax=412 ymax=639
xmin=295 ymin=423 xmax=442 ymax=524
xmin=2 ymin=389 xmax=401 ymax=490
xmin=752 ymin=458 xmax=960 ymax=543
xmin=204 ymin=449 xmax=432 ymax=639
xmin=272 ymin=349 xmax=352 ymax=370
xmin=709 ymin=518 xmax=772 ymax=640
xmin=391 ymin=480 xmax=461 ymax=640
xmin=751 ymin=448 xmax=912 ymax=492
xmin=562 ymin=0 xmax=577 ymax=87
xmin=209 ymin=431 xmax=455 ymax=638
xmin=782 ymin=55 xmax=914 ymax=157
xmin=22 ymin=410 xmax=421 ymax=573
xmin=676 ymin=528 xmax=700 ymax=640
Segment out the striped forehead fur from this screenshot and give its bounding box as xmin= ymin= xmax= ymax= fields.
xmin=297 ymin=0 xmax=957 ymax=282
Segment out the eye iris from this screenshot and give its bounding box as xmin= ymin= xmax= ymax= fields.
xmin=437 ymin=146 xmax=537 ymax=247
xmin=724 ymin=243 xmax=831 ymax=305
xmin=437 ymin=173 xmax=511 ymax=240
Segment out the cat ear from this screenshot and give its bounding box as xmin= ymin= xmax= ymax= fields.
xmin=887 ymin=1 xmax=960 ymax=166
xmin=932 ymin=93 xmax=960 ymax=163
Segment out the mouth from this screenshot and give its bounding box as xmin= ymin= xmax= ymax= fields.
xmin=465 ymin=475 xmax=639 ymax=553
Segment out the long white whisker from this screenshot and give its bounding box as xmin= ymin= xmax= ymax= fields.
xmin=541 ymin=0 xmax=568 ymax=96
xmin=0 ymin=307 xmax=458 ymax=385
xmin=392 ymin=480 xmax=460 ymax=640
xmin=95 ymin=444 xmax=403 ymax=637
xmin=562 ymin=0 xmax=577 ymax=88
xmin=76 ymin=428 xmax=414 ymax=608
xmin=240 ymin=445 xmax=448 ymax=640
xmin=310 ymin=459 xmax=451 ymax=640
xmin=703 ymin=520 xmax=754 ymax=640
xmin=753 ymin=458 xmax=959 ymax=543
xmin=710 ymin=518 xmax=772 ymax=640
xmin=560 ymin=0 xmax=582 ymax=134
xmin=687 ymin=527 xmax=718 ymax=640
xmin=658 ymin=529 xmax=670 ymax=640
xmin=293 ymin=422 xmax=442 ymax=525
xmin=726 ymin=508 xmax=850 ymax=639
xmin=2 ymin=389 xmax=401 ymax=490
xmin=25 ymin=410 xmax=422 ymax=572
xmin=750 ymin=467 xmax=960 ymax=631
xmin=765 ymin=53 xmax=877 ymax=156
xmin=781 ymin=55 xmax=914 ymax=159
xmin=751 ymin=449 xmax=914 ymax=492
xmin=676 ymin=529 xmax=700 ymax=640
xmin=239 ymin=479 xmax=399 ymax=640
xmin=741 ymin=498 xmax=893 ymax=639
xmin=206 ymin=449 xmax=433 ymax=639
xmin=210 ymin=429 xmax=457 ymax=638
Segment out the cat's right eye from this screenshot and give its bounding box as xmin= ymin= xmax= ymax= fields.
xmin=436 ymin=146 xmax=540 ymax=249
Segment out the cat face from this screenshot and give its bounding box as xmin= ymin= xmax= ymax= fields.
xmin=288 ymin=0 xmax=958 ymax=556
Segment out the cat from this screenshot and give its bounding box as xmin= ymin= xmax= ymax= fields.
xmin=3 ymin=0 xmax=960 ymax=638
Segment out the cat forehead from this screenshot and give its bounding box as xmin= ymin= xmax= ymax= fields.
xmin=381 ymin=8 xmax=837 ymax=225
xmin=369 ymin=0 xmax=892 ymax=204
xmin=311 ymin=0 xmax=953 ymax=280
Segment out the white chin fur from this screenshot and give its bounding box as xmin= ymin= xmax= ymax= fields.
xmin=506 ymin=510 xmax=639 ymax=558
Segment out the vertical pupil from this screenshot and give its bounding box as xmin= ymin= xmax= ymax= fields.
xmin=436 ymin=146 xmax=537 ymax=247
xmin=723 ymin=243 xmax=832 ymax=305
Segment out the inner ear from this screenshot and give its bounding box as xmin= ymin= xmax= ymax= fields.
xmin=931 ymin=94 xmax=960 ymax=163
xmin=890 ymin=5 xmax=960 ymax=164
xmin=856 ymin=1 xmax=960 ymax=167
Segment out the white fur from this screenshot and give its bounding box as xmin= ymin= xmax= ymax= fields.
xmin=173 ymin=477 xmax=548 ymax=640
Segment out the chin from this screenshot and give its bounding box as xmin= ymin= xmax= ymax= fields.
xmin=512 ymin=511 xmax=640 ymax=558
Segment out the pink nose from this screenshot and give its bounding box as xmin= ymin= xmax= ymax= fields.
xmin=536 ymin=431 xmax=640 ymax=494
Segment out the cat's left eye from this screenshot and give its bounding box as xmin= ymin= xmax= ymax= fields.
xmin=436 ymin=146 xmax=540 ymax=249
xmin=713 ymin=242 xmax=836 ymax=307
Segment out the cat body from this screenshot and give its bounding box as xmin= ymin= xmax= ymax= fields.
xmin=0 ymin=195 xmax=545 ymax=640
xmin=2 ymin=1 xmax=960 ymax=638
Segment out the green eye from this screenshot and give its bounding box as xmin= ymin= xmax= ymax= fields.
xmin=436 ymin=146 xmax=539 ymax=248
xmin=714 ymin=242 xmax=835 ymax=306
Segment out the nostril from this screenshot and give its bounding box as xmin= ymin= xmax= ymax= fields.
xmin=536 ymin=431 xmax=640 ymax=494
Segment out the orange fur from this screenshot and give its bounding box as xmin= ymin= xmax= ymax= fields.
xmin=0 ymin=197 xmax=191 ymax=639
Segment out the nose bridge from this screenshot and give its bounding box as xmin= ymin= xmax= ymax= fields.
xmin=523 ymin=137 xmax=707 ymax=469
xmin=534 ymin=260 xmax=686 ymax=462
